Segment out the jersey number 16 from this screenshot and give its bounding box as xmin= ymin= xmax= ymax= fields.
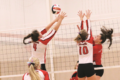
xmin=79 ymin=46 xmax=88 ymax=55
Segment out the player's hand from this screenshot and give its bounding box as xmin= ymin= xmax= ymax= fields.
xmin=54 ymin=14 xmax=60 ymax=22
xmin=77 ymin=10 xmax=85 ymax=21
xmin=59 ymin=11 xmax=67 ymax=20
xmin=85 ymin=10 xmax=92 ymax=19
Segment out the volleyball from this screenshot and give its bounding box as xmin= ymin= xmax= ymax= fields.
xmin=51 ymin=4 xmax=61 ymax=14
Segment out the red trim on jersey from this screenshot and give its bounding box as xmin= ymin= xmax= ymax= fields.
xmin=80 ymin=21 xmax=84 ymax=30
xmin=86 ymin=20 xmax=89 ymax=31
xmin=86 ymin=20 xmax=93 ymax=37
xmin=93 ymin=44 xmax=102 ymax=65
xmin=86 ymin=20 xmax=93 ymax=44
xmin=86 ymin=35 xmax=93 ymax=44
xmin=22 ymin=73 xmax=27 ymax=80
xmin=44 ymin=48 xmax=47 ymax=63
xmin=39 ymin=30 xmax=56 ymax=45
xmin=70 ymin=71 xmax=78 ymax=80
xmin=77 ymin=21 xmax=84 ymax=31
xmin=39 ymin=70 xmax=50 ymax=80
xmin=40 ymin=28 xmax=47 ymax=35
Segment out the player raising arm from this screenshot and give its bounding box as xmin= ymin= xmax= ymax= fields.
xmin=93 ymin=26 xmax=113 ymax=80
xmin=23 ymin=11 xmax=67 ymax=71
xmin=74 ymin=10 xmax=96 ymax=80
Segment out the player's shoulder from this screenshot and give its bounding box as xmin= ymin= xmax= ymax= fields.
xmin=70 ymin=71 xmax=78 ymax=80
xmin=72 ymin=71 xmax=77 ymax=77
xmin=94 ymin=44 xmax=102 ymax=48
xmin=37 ymin=69 xmax=48 ymax=75
xmin=22 ymin=72 xmax=29 ymax=80
xmin=23 ymin=72 xmax=29 ymax=77
xmin=86 ymin=36 xmax=94 ymax=44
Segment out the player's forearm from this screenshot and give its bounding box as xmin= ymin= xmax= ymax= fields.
xmin=80 ymin=20 xmax=84 ymax=30
xmin=45 ymin=20 xmax=56 ymax=31
xmin=53 ymin=19 xmax=62 ymax=31
xmin=86 ymin=19 xmax=91 ymax=33
xmin=86 ymin=19 xmax=93 ymax=40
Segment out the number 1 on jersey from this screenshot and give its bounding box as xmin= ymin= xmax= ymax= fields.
xmin=79 ymin=46 xmax=88 ymax=55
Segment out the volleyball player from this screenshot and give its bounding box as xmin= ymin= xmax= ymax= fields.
xmin=23 ymin=11 xmax=67 ymax=71
xmin=74 ymin=10 xmax=96 ymax=80
xmin=93 ymin=26 xmax=113 ymax=80
xmin=22 ymin=57 xmax=50 ymax=80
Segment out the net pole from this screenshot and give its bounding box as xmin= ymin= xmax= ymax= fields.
xmin=46 ymin=0 xmax=55 ymax=80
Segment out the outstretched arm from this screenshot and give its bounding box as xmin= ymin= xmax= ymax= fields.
xmin=45 ymin=15 xmax=60 ymax=31
xmin=85 ymin=10 xmax=92 ymax=40
xmin=40 ymin=11 xmax=67 ymax=45
xmin=40 ymin=15 xmax=60 ymax=35
xmin=53 ymin=11 xmax=66 ymax=31
xmin=77 ymin=10 xmax=85 ymax=31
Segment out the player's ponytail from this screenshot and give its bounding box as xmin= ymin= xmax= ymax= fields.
xmin=100 ymin=26 xmax=113 ymax=49
xmin=23 ymin=30 xmax=40 ymax=45
xmin=28 ymin=57 xmax=41 ymax=80
xmin=105 ymin=28 xmax=113 ymax=49
xmin=23 ymin=34 xmax=32 ymax=45
xmin=74 ymin=29 xmax=88 ymax=42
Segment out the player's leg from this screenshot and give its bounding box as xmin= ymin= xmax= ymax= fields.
xmin=96 ymin=76 xmax=101 ymax=80
xmin=77 ymin=64 xmax=86 ymax=80
xmin=85 ymin=63 xmax=97 ymax=80
xmin=94 ymin=65 xmax=104 ymax=80
xmin=78 ymin=77 xmax=86 ymax=80
xmin=87 ymin=74 xmax=96 ymax=80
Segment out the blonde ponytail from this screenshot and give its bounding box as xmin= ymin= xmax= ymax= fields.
xmin=28 ymin=57 xmax=41 ymax=80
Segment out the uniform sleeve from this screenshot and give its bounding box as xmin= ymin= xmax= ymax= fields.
xmin=80 ymin=20 xmax=84 ymax=30
xmin=22 ymin=75 xmax=25 ymax=80
xmin=44 ymin=72 xmax=49 ymax=80
xmin=40 ymin=29 xmax=56 ymax=45
xmin=86 ymin=19 xmax=93 ymax=40
xmin=40 ymin=70 xmax=50 ymax=80
xmin=22 ymin=73 xmax=28 ymax=80
xmin=40 ymin=28 xmax=47 ymax=35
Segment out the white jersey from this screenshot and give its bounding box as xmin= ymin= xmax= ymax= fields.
xmin=22 ymin=70 xmax=50 ymax=80
xmin=78 ymin=19 xmax=94 ymax=64
xmin=30 ymin=28 xmax=56 ymax=64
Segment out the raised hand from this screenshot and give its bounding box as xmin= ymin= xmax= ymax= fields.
xmin=54 ymin=14 xmax=60 ymax=22
xmin=59 ymin=11 xmax=67 ymax=20
xmin=77 ymin=10 xmax=85 ymax=21
xmin=85 ymin=10 xmax=92 ymax=19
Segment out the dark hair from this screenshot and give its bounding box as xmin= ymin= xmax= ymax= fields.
xmin=23 ymin=30 xmax=40 ymax=45
xmin=100 ymin=26 xmax=113 ymax=49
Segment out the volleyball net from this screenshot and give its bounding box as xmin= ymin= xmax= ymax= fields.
xmin=0 ymin=17 xmax=120 ymax=80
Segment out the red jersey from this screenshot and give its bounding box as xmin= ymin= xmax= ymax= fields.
xmin=93 ymin=44 xmax=102 ymax=65
xmin=70 ymin=71 xmax=78 ymax=80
